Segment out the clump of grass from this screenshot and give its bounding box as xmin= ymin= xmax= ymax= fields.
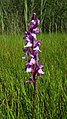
xmin=0 ymin=33 xmax=67 ymax=119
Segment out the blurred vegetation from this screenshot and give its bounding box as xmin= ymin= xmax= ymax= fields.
xmin=0 ymin=0 xmax=67 ymax=34
xmin=0 ymin=1 xmax=67 ymax=118
xmin=0 ymin=33 xmax=67 ymax=118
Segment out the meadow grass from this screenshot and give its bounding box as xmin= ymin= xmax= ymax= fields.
xmin=0 ymin=33 xmax=67 ymax=119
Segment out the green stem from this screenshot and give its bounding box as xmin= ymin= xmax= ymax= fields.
xmin=32 ymin=81 xmax=36 ymax=119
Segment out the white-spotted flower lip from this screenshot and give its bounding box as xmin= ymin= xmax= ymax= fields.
xmin=25 ymin=36 xmax=30 ymax=42
xmin=33 ymin=46 xmax=41 ymax=52
xmin=33 ymin=27 xmax=40 ymax=34
xmin=24 ymin=42 xmax=32 ymax=48
xmin=26 ymin=67 xmax=32 ymax=73
xmin=31 ymin=33 xmax=37 ymax=39
xmin=31 ymin=20 xmax=36 ymax=25
xmin=38 ymin=68 xmax=44 ymax=74
xmin=26 ymin=58 xmax=36 ymax=66
xmin=29 ymin=58 xmax=35 ymax=65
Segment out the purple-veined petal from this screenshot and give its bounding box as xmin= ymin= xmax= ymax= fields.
xmin=31 ymin=20 xmax=36 ymax=25
xmin=31 ymin=33 xmax=37 ymax=39
xmin=33 ymin=46 xmax=41 ymax=52
xmin=26 ymin=67 xmax=32 ymax=73
xmin=29 ymin=58 xmax=36 ymax=65
xmin=33 ymin=27 xmax=40 ymax=34
xmin=30 ymin=54 xmax=34 ymax=58
xmin=34 ymin=41 xmax=40 ymax=47
xmin=28 ymin=20 xmax=36 ymax=29
xmin=30 ymin=50 xmax=38 ymax=60
xmin=24 ymin=34 xmax=33 ymax=42
xmin=25 ymin=36 xmax=30 ymax=42
xmin=24 ymin=42 xmax=32 ymax=48
xmin=38 ymin=61 xmax=44 ymax=68
xmin=29 ymin=34 xmax=33 ymax=41
xmin=28 ymin=23 xmax=34 ymax=29
xmin=38 ymin=68 xmax=44 ymax=74
xmin=33 ymin=46 xmax=39 ymax=50
xmin=26 ymin=58 xmax=36 ymax=66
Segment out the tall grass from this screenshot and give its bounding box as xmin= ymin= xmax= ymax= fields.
xmin=24 ymin=0 xmax=28 ymax=31
xmin=40 ymin=0 xmax=47 ymax=32
xmin=0 ymin=33 xmax=67 ymax=119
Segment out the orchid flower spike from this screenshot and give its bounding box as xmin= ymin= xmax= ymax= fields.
xmin=23 ymin=13 xmax=44 ymax=84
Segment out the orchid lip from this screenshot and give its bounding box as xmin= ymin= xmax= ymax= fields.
xmin=24 ymin=42 xmax=32 ymax=48
xmin=26 ymin=67 xmax=32 ymax=73
xmin=38 ymin=68 xmax=44 ymax=74
xmin=31 ymin=33 xmax=37 ymax=39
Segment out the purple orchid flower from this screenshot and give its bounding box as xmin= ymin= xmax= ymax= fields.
xmin=23 ymin=13 xmax=44 ymax=84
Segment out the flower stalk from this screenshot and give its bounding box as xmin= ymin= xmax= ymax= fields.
xmin=32 ymin=80 xmax=36 ymax=119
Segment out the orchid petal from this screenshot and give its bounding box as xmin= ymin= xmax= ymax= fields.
xmin=25 ymin=36 xmax=30 ymax=42
xmin=31 ymin=33 xmax=37 ymax=39
xmin=38 ymin=69 xmax=44 ymax=74
xmin=33 ymin=46 xmax=41 ymax=52
xmin=33 ymin=27 xmax=40 ymax=34
xmin=24 ymin=42 xmax=32 ymax=48
xmin=29 ymin=58 xmax=35 ymax=65
xmin=26 ymin=67 xmax=32 ymax=73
